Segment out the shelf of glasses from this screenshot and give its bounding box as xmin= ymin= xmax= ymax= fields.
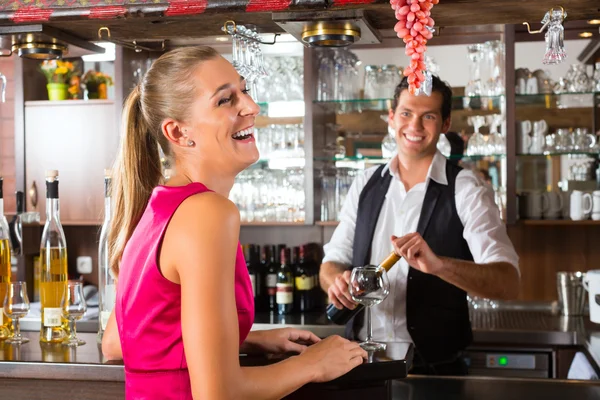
xmin=517 ymin=152 xmax=599 ymax=157
xmin=520 ymin=219 xmax=600 ymax=226
xmin=515 ymin=92 xmax=599 ymax=108
xmin=313 ymin=96 xmax=503 ymax=113
xmin=315 ymin=154 xmax=505 ymax=164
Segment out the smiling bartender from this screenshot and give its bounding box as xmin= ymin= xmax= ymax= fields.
xmin=320 ymin=75 xmax=520 ymax=376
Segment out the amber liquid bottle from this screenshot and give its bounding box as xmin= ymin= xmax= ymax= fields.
xmin=39 ymin=170 xmax=69 ymax=343
xmin=0 ymin=177 xmax=12 ymax=339
xmin=325 ymin=252 xmax=400 ymax=325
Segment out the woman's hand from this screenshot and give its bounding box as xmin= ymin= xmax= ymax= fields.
xmin=245 ymin=328 xmax=321 ymax=355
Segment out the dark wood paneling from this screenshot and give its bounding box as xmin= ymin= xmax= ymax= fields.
xmin=64 ymin=225 xmax=101 ymax=285
xmin=508 ymin=224 xmax=600 ymax=302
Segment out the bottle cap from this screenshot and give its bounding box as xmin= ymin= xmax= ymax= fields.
xmin=104 ymin=169 xmax=112 ymax=177
xmin=45 ymin=170 xmax=59 ymax=182
xmin=379 ymin=251 xmax=401 ymax=271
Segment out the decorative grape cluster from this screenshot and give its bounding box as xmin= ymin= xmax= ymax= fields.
xmin=390 ymin=0 xmax=439 ymax=94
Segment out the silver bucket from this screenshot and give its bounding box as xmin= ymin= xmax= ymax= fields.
xmin=557 ymin=271 xmax=587 ymax=316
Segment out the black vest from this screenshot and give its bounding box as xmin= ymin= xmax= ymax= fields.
xmin=347 ymin=161 xmax=473 ymax=364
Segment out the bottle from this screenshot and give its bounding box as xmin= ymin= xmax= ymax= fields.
xmin=265 ymin=245 xmax=278 ymax=312
xmin=276 ymin=247 xmax=293 ymax=315
xmin=249 ymin=244 xmax=264 ymax=311
xmin=97 ymin=169 xmax=116 ymax=342
xmin=294 ymin=245 xmax=314 ymax=313
xmin=325 ymin=251 xmax=400 ymax=325
xmin=39 ymin=170 xmax=68 ymax=343
xmin=0 ymin=177 xmax=12 ymax=339
xmin=9 ymin=191 xmax=24 ymax=256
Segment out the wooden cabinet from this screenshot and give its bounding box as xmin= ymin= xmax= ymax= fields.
xmin=24 ymin=100 xmax=118 ymax=225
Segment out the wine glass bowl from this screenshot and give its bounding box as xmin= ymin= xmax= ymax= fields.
xmin=3 ymin=281 xmax=30 ymax=345
xmin=61 ymin=281 xmax=87 ymax=347
xmin=349 ymin=266 xmax=390 ymax=351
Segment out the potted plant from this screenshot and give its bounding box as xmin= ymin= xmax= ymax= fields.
xmin=39 ymin=60 xmax=78 ymax=101
xmin=82 ymin=70 xmax=114 ymax=99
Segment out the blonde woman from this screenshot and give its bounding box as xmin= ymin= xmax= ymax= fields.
xmin=101 ymin=46 xmax=366 ymax=400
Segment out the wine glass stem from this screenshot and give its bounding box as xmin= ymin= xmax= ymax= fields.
xmin=14 ymin=317 xmax=21 ymax=340
xmin=68 ymin=319 xmax=76 ymax=341
xmin=366 ymin=305 xmax=373 ymax=343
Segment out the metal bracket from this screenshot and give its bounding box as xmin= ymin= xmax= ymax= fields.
xmin=98 ymin=27 xmax=165 ymax=53
xmin=522 ymin=6 xmax=565 ymax=34
xmin=221 ymin=20 xmax=280 ymax=45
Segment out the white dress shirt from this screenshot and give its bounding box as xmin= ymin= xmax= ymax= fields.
xmin=323 ymin=151 xmax=519 ymax=343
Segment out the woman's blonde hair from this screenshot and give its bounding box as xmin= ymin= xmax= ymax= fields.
xmin=108 ymin=46 xmax=220 ymax=276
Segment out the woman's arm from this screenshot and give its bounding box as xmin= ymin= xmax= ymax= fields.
xmin=101 ymin=310 xmax=123 ymax=360
xmin=163 ymin=193 xmax=365 ymax=400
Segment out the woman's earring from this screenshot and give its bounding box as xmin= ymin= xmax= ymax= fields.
xmin=187 ymin=139 xmax=195 ymax=147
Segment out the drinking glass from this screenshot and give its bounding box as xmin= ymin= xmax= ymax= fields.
xmin=61 ymin=281 xmax=87 ymax=347
xmin=349 ymin=266 xmax=390 ymax=351
xmin=3 ymin=281 xmax=30 ymax=344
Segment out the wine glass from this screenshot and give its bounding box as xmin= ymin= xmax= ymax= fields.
xmin=349 ymin=266 xmax=390 ymax=351
xmin=3 ymin=281 xmax=30 ymax=344
xmin=61 ymin=281 xmax=87 ymax=347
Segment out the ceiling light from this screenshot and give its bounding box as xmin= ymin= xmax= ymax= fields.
xmin=301 ymin=21 xmax=361 ymax=47
xmin=579 ymin=32 xmax=593 ymax=38
xmin=13 ymin=42 xmax=67 ymax=60
xmin=587 ymin=19 xmax=600 ymax=25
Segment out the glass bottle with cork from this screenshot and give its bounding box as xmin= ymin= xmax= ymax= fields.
xmin=0 ymin=177 xmax=12 ymax=339
xmin=39 ymin=170 xmax=69 ymax=343
xmin=98 ymin=169 xmax=116 ymax=343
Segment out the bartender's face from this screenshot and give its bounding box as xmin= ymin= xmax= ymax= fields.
xmin=388 ymin=90 xmax=451 ymax=160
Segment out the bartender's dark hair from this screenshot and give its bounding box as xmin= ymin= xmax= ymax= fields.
xmin=391 ymin=75 xmax=453 ymax=121
xmin=108 ymin=46 xmax=220 ymax=277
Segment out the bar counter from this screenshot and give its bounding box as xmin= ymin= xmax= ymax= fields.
xmin=4 ymin=303 xmax=600 ymax=399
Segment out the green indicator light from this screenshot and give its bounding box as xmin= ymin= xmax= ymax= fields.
xmin=499 ymin=356 xmax=508 ymax=366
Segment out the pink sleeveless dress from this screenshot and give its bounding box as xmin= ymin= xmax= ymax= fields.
xmin=115 ymin=182 xmax=254 ymax=400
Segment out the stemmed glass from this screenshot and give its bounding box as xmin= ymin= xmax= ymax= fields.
xmin=61 ymin=281 xmax=87 ymax=347
xmin=3 ymin=281 xmax=30 ymax=344
xmin=349 ymin=266 xmax=390 ymax=351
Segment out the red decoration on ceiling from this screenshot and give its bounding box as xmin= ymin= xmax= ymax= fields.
xmin=332 ymin=0 xmax=376 ymax=5
xmin=89 ymin=6 xmax=127 ymax=19
xmin=246 ymin=0 xmax=292 ymax=13
xmin=11 ymin=6 xmax=53 ymax=23
xmin=165 ymin=0 xmax=208 ymax=16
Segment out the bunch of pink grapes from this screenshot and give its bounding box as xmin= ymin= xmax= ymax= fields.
xmin=390 ymin=0 xmax=439 ymax=94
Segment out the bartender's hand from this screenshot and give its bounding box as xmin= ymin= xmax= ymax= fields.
xmin=328 ymin=270 xmax=358 ymax=310
xmin=391 ymin=233 xmax=443 ymax=275
xmin=249 ymin=328 xmax=321 ymax=355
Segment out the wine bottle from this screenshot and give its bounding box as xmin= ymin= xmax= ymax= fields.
xmin=294 ymin=245 xmax=314 ymax=313
xmin=276 ymin=247 xmax=293 ymax=315
xmin=325 ymin=251 xmax=400 ymax=325
xmin=97 ymin=169 xmax=116 ymax=342
xmin=0 ymin=177 xmax=12 ymax=339
xmin=265 ymin=245 xmax=278 ymax=312
xmin=39 ymin=170 xmax=69 ymax=343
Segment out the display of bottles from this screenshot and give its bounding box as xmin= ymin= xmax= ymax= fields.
xmin=276 ymin=247 xmax=294 ymax=315
xmin=9 ymin=191 xmax=24 ymax=256
xmin=326 ymin=251 xmax=400 ymax=325
xmin=265 ymin=245 xmax=278 ymax=312
xmin=0 ymin=177 xmax=12 ymax=339
xmin=294 ymin=246 xmax=315 ymax=313
xmin=98 ymin=169 xmax=116 ymax=342
xmin=39 ymin=170 xmax=69 ymax=343
xmin=244 ymin=244 xmax=264 ymax=312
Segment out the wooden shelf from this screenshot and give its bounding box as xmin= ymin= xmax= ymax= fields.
xmin=520 ymin=219 xmax=600 ymax=226
xmin=316 ymin=221 xmax=339 ymax=226
xmin=255 ymin=116 xmax=303 ymax=128
xmin=241 ymin=222 xmax=307 ymax=227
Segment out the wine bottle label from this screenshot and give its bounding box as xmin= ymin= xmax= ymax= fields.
xmin=295 ymin=275 xmax=314 ymax=291
xmin=101 ymin=311 xmax=111 ymax=331
xmin=43 ymin=308 xmax=62 ymax=327
xmin=0 ymin=310 xmax=2 ymax=325
xmin=249 ymin=274 xmax=256 ymax=297
xmin=276 ymin=283 xmax=293 ymax=304
xmin=266 ymin=274 xmax=277 ymax=287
